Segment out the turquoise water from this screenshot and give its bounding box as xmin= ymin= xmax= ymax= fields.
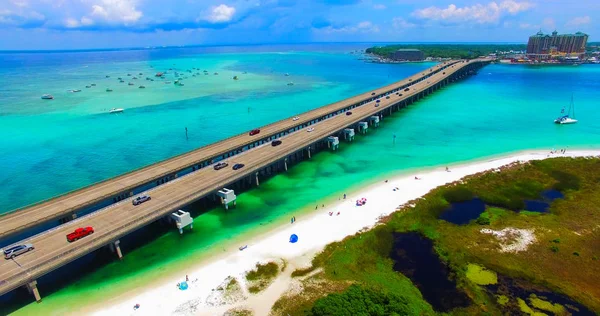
xmin=0 ymin=45 xmax=430 ymax=212
xmin=1 ymin=45 xmax=600 ymax=314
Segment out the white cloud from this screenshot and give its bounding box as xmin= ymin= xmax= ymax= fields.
xmin=89 ymin=0 xmax=142 ymax=24
xmin=64 ymin=16 xmax=94 ymax=28
xmin=566 ymin=16 xmax=591 ymax=27
xmin=412 ymin=1 xmax=533 ymax=24
xmin=207 ymin=4 xmax=236 ymax=23
xmin=316 ymin=21 xmax=379 ymax=34
xmin=373 ymin=4 xmax=386 ymax=10
xmin=10 ymin=0 xmax=29 ymax=7
xmin=392 ymin=17 xmax=416 ymax=29
xmin=499 ymin=0 xmax=532 ymax=14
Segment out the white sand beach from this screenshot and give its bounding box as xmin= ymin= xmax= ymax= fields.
xmin=93 ymin=149 xmax=600 ymax=316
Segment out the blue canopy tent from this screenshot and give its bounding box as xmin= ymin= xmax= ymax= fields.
xmin=289 ymin=234 xmax=298 ymax=243
xmin=179 ymin=281 xmax=189 ymax=290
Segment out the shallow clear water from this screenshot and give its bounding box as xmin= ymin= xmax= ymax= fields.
xmin=1 ymin=45 xmax=600 ymax=314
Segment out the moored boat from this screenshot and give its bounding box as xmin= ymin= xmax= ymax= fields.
xmin=109 ymin=108 xmax=124 ymax=114
xmin=41 ymin=94 xmax=54 ymax=100
xmin=554 ymin=95 xmax=578 ymax=125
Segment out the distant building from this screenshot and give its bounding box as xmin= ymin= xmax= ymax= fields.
xmin=526 ymin=30 xmax=588 ymax=60
xmin=391 ymin=49 xmax=425 ymax=61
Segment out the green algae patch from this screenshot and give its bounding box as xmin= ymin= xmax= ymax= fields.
xmin=466 ymin=263 xmax=497 ymax=285
xmin=529 ymin=296 xmax=568 ymax=315
xmin=496 ymin=295 xmax=509 ymax=306
xmin=518 ymin=298 xmax=548 ymax=316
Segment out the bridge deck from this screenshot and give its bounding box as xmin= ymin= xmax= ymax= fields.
xmin=0 ymin=61 xmax=460 ymax=239
xmin=0 ymin=59 xmax=488 ymax=296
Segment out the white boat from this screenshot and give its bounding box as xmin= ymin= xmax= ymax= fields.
xmin=41 ymin=94 xmax=54 ymax=100
xmin=554 ymin=95 xmax=578 ymax=124
xmin=109 ymin=108 xmax=124 ymax=114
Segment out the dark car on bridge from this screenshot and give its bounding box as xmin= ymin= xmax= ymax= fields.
xmin=371 ymin=92 xmax=376 ymax=95
xmin=249 ymin=129 xmax=260 ymax=136
xmin=233 ymin=163 xmax=245 ymax=170
xmin=2 ymin=243 xmax=34 ymax=259
xmin=214 ymin=162 xmax=228 ymax=170
xmin=67 ymin=227 xmax=94 ymax=242
xmin=272 ymin=140 xmax=282 ymax=147
xmin=404 ymin=88 xmax=410 ymax=92
xmin=132 ymin=194 xmax=151 ymax=206
xmin=346 ymin=111 xmax=352 ymax=116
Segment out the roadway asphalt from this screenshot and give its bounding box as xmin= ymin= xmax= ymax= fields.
xmin=0 ymin=59 xmax=488 ymax=296
xmin=0 ymin=61 xmax=460 ymax=240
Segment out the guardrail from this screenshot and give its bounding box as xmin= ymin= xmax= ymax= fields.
xmin=0 ymin=60 xmax=487 ymax=295
xmin=1 ymin=61 xmax=461 ymax=220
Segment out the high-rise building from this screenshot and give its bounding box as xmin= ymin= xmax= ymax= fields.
xmin=526 ymin=30 xmax=588 ymax=60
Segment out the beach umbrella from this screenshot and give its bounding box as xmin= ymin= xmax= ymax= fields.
xmin=289 ymin=234 xmax=298 ymax=243
xmin=179 ymin=281 xmax=189 ymax=290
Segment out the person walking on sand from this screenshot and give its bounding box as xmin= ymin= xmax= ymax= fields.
xmin=186 ymin=275 xmax=189 ymax=282
xmin=343 ymin=193 xmax=346 ymax=199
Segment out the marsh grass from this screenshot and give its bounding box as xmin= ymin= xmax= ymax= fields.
xmin=245 ymin=262 xmax=279 ymax=294
xmin=278 ymin=158 xmax=600 ymax=314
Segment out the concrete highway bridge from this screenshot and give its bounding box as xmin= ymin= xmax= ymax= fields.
xmin=0 ymin=58 xmax=490 ymax=302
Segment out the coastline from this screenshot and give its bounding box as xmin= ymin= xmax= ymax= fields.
xmin=88 ymin=148 xmax=600 ymax=316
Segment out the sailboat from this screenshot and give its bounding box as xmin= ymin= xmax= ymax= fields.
xmin=554 ymin=95 xmax=578 ymax=124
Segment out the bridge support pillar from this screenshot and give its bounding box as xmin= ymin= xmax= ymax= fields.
xmin=129 ymin=191 xmax=133 ymax=197
xmin=26 ymin=280 xmax=42 ymax=303
xmin=284 ymin=158 xmax=288 ymax=171
xmin=255 ymin=172 xmax=260 ymax=186
xmin=112 ymin=240 xmax=123 ymax=260
xmin=307 ymin=147 xmax=311 ymax=159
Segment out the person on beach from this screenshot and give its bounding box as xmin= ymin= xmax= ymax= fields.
xmin=385 ymin=180 xmax=388 ymax=183
xmin=322 ymin=204 xmax=324 ymax=208
xmin=186 ymin=275 xmax=189 ymax=282
xmin=445 ymin=166 xmax=450 ymax=172
xmin=315 ymin=205 xmax=318 ymax=210
xmin=343 ymin=193 xmax=346 ymax=199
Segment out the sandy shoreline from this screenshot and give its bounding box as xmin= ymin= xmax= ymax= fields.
xmin=92 ymin=149 xmax=600 ymax=316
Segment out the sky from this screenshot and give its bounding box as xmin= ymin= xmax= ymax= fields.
xmin=0 ymin=0 xmax=597 ymax=50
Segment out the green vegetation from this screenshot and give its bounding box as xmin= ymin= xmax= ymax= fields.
xmin=245 ymin=262 xmax=279 ymax=294
xmin=496 ymin=295 xmax=510 ymax=306
xmin=224 ymin=308 xmax=254 ymax=316
xmin=529 ymin=296 xmax=567 ymax=315
xmin=465 ymin=264 xmax=498 ymax=286
xmin=291 ymin=266 xmax=318 ymax=278
xmin=518 ymin=298 xmax=546 ymax=316
xmin=366 ymin=44 xmax=527 ymax=60
xmin=272 ymin=157 xmax=600 ymax=315
xmin=310 ymin=285 xmax=424 ymax=316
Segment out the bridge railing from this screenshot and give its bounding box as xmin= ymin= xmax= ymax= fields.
xmin=0 ymin=59 xmax=489 ymax=295
xmin=1 ymin=61 xmax=461 ymax=221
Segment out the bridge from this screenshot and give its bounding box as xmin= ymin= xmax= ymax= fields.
xmin=0 ymin=58 xmax=490 ymax=302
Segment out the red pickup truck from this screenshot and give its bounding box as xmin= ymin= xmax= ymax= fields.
xmin=67 ymin=227 xmax=94 ymax=242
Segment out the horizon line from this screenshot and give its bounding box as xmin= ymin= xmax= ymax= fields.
xmin=0 ymin=41 xmax=532 ymax=54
